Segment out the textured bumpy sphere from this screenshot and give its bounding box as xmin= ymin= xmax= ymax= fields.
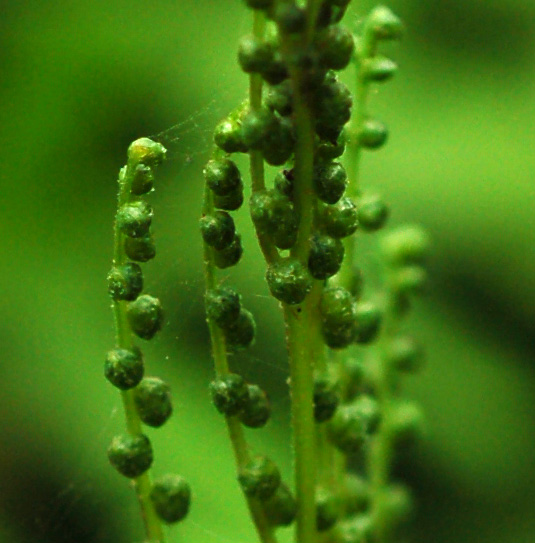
xmin=308 ymin=235 xmax=345 ymax=280
xmin=107 ymin=434 xmax=153 ymax=478
xmin=320 ymin=197 xmax=358 ymax=239
xmin=200 ymin=211 xmax=236 ymax=250
xmin=319 ymin=287 xmax=357 ymax=348
xmin=241 ymin=108 xmax=278 ymax=150
xmin=313 ymin=161 xmax=348 ymax=204
xmin=266 ymin=259 xmax=313 ymax=305
xmin=238 ymin=455 xmax=281 ymax=500
xmin=275 ymin=3 xmax=306 ymax=33
xmin=328 ymin=404 xmax=367 ymax=453
xmin=134 ymin=377 xmax=173 ymax=427
xmin=381 ymin=225 xmax=430 ymax=266
xmin=124 ymin=234 xmax=156 ymax=262
xmin=205 ymin=287 xmax=241 ymax=328
xmin=117 ymin=201 xmax=153 ymax=238
xmin=386 ymin=335 xmax=424 ymax=373
xmin=273 ymin=169 xmax=294 ymax=198
xmin=317 ymin=133 xmax=347 ymax=161
xmin=210 ymin=373 xmax=249 ymax=416
xmin=107 ymin=262 xmax=143 ymax=301
xmin=354 ymin=301 xmax=382 ymax=344
xmin=150 ymin=474 xmax=191 ymax=524
xmin=213 ymin=234 xmax=243 ymax=269
xmin=358 ymin=194 xmax=389 ymax=231
xmin=105 ymin=347 xmax=144 ymax=390
xmin=131 ymin=164 xmax=155 ymax=195
xmin=313 ymin=76 xmax=352 ymax=142
xmin=362 ymin=55 xmax=397 ymax=82
xmin=359 ymin=118 xmax=388 ymax=149
xmin=239 ymin=384 xmax=271 ymax=428
xmin=314 ymin=375 xmax=340 ymax=423
xmin=366 ymin=6 xmax=403 ymax=41
xmin=238 ymin=35 xmax=274 ymax=73
xmin=127 ymin=294 xmax=163 ymax=340
xmin=317 ymin=25 xmax=354 ymax=70
xmin=266 ymin=81 xmax=293 ymax=117
xmin=263 ymin=483 xmax=297 ymax=526
xmin=262 ymin=117 xmax=295 ymax=166
xmin=213 ymin=185 xmax=244 ymax=211
xmin=127 ymin=138 xmax=166 ymax=166
xmin=316 ymin=487 xmax=342 ymax=531
xmin=223 ymin=309 xmax=256 ymax=350
xmin=214 ymin=117 xmax=248 ymax=153
xmin=204 ymin=158 xmax=242 ymax=196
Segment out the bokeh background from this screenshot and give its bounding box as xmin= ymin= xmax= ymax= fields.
xmin=1 ymin=1 xmax=534 ymax=542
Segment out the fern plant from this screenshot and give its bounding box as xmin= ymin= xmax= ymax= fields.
xmin=105 ymin=2 xmax=428 ymax=543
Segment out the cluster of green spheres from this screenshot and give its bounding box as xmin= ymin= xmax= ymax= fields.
xmin=106 ymin=138 xmax=190 ymax=526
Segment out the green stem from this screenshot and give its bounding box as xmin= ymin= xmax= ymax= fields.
xmin=112 ymin=163 xmax=165 ymax=543
xmin=202 ymin=185 xmax=278 ymax=543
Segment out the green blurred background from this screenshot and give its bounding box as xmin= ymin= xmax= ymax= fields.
xmin=1 ymin=1 xmax=534 ymax=542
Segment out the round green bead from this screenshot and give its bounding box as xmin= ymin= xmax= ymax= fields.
xmin=210 ymin=373 xmax=249 ymax=416
xmin=262 ymin=117 xmax=295 ymax=166
xmin=352 ymin=394 xmax=381 ymax=434
xmin=344 ymin=473 xmax=369 ymax=515
xmin=263 ymin=483 xmax=297 ymax=526
xmin=313 ymin=161 xmax=348 ymax=204
xmin=273 ymin=169 xmax=294 ymax=198
xmin=381 ymin=225 xmax=430 ymax=266
xmin=127 ymin=138 xmax=166 ymax=167
xmin=239 ymin=384 xmax=271 ymax=428
xmin=320 ymin=197 xmax=358 ymax=239
xmin=387 ymin=400 xmax=423 ymax=445
xmin=391 ymin=265 xmax=427 ymax=296
xmin=238 ymin=455 xmax=281 ymax=500
xmin=238 ymin=35 xmax=274 ymax=74
xmin=318 ymin=25 xmax=354 ymax=71
xmin=104 ymin=347 xmax=144 ymax=390
xmin=204 ymin=158 xmax=242 ymax=196
xmin=127 ymin=294 xmax=163 ymax=340
xmin=320 ymin=287 xmax=355 ymax=327
xmin=379 ymin=484 xmax=413 ymax=527
xmin=107 ymin=433 xmax=153 ymax=478
xmin=328 ymin=404 xmax=366 ymax=454
xmin=134 ymin=377 xmax=173 ymax=428
xmin=117 ymin=200 xmax=153 ymax=238
xmin=313 ymin=374 xmax=340 ymax=423
xmin=223 ymin=309 xmax=256 ymax=350
xmin=308 ymin=235 xmax=345 ymax=280
xmin=107 ymin=262 xmax=143 ymax=301
xmin=213 ymin=234 xmax=243 ymax=269
xmin=313 ymin=76 xmax=352 ymax=142
xmin=266 ymin=81 xmax=293 ymax=117
xmin=316 ymin=487 xmax=341 ymax=531
xmin=359 ymin=118 xmax=388 ymax=149
xmin=150 ymin=474 xmax=191 ymax=524
xmin=386 ymin=335 xmax=424 ymax=373
xmin=362 ymin=55 xmax=397 ymax=82
xmin=241 ymin=108 xmax=278 ymax=151
xmin=214 ymin=117 xmax=248 ymax=153
xmin=344 ymin=358 xmax=365 ymax=400
xmin=354 ymin=301 xmax=381 ymax=344
xmin=213 ymin=185 xmax=244 ymax=211
xmin=275 ymin=3 xmax=306 ymax=33
xmin=260 ymin=53 xmax=288 ymax=85
xmin=316 ymin=132 xmax=346 ymax=160
xmin=200 ymin=211 xmax=236 ymax=250
xmin=366 ymin=6 xmax=403 ymax=41
xmin=124 ymin=233 xmax=156 ymax=262
xmin=357 ymin=194 xmax=389 ymax=231
xmin=131 ymin=164 xmax=154 ymax=195
xmin=334 ymin=516 xmax=372 ymax=543
xmin=266 ymin=258 xmax=312 ymax=305
xmin=205 ymin=287 xmax=241 ymax=328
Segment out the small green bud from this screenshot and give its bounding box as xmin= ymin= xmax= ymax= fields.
xmin=205 ymin=287 xmax=241 ymax=327
xmin=308 ymin=235 xmax=345 ymax=280
xmin=378 ymin=484 xmax=413 ymax=527
xmin=107 ymin=262 xmax=143 ymax=301
xmin=124 ymin=234 xmax=156 ymax=262
xmin=127 ymin=138 xmax=166 ymax=166
xmin=117 ymin=201 xmax=153 ymax=238
xmin=134 ymin=377 xmax=172 ymax=428
xmin=386 ymin=335 xmax=424 ymax=373
xmin=266 ymin=80 xmax=293 ymax=117
xmin=127 ymin=294 xmax=163 ymax=340
xmin=241 ymin=108 xmax=278 ymax=151
xmin=262 ymin=117 xmax=295 ymax=166
xmin=313 ymin=161 xmax=348 ymax=204
xmin=359 ymin=118 xmax=388 ymax=149
xmin=260 ymin=52 xmax=288 ymax=85
xmin=150 ymin=474 xmax=191 ymax=524
xmin=387 ymin=400 xmax=424 ymax=445
xmin=316 ymin=132 xmax=346 ymax=160
xmin=200 ymin=211 xmax=236 ymax=250
xmin=352 ymin=394 xmax=381 ymax=433
xmin=214 ymin=117 xmax=248 ymax=153
xmin=238 ymin=35 xmax=274 ymax=74
xmin=210 ymin=373 xmax=249 ymax=416
xmin=273 ymin=169 xmax=294 ymax=198
xmin=314 ymin=374 xmax=340 ymax=423
xmin=238 ymin=455 xmax=281 ymax=500
xmin=335 ymin=516 xmax=372 ymax=543
xmin=275 ymin=4 xmax=306 ymax=33
xmin=131 ymin=164 xmax=154 ymax=195
xmin=317 ymin=25 xmax=354 ymax=71
xmin=107 ymin=433 xmax=153 ymax=478
xmin=362 ymin=55 xmax=397 ymax=82
xmin=316 ymin=487 xmax=341 ymax=531
xmin=391 ymin=265 xmax=427 ymax=295
xmin=266 ymin=258 xmax=313 ymax=305
xmin=213 ymin=185 xmax=245 ymax=211
xmin=213 ymin=234 xmax=243 ymax=269
xmin=320 ymin=197 xmax=358 ymax=239
xmin=263 ymin=483 xmax=297 ymax=526
xmin=357 ymin=193 xmax=389 ymax=231
xmin=381 ymin=225 xmax=430 ymax=266
xmin=223 ymin=309 xmax=256 ymax=350
xmin=366 ymin=6 xmax=403 ymax=41
xmin=319 ymin=288 xmax=357 ymax=348
xmin=354 ymin=301 xmax=382 ymax=344
xmin=244 ymin=0 xmax=273 ymax=9
xmin=239 ymin=384 xmax=271 ymax=428
xmin=104 ymin=347 xmax=144 ymax=390
xmin=345 ymin=358 xmax=365 ymax=400
xmin=344 ymin=473 xmax=369 ymax=515
xmin=204 ymin=158 xmax=242 ymax=196
xmin=328 ymin=404 xmax=367 ymax=454
xmin=313 ymin=76 xmax=352 ymax=142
